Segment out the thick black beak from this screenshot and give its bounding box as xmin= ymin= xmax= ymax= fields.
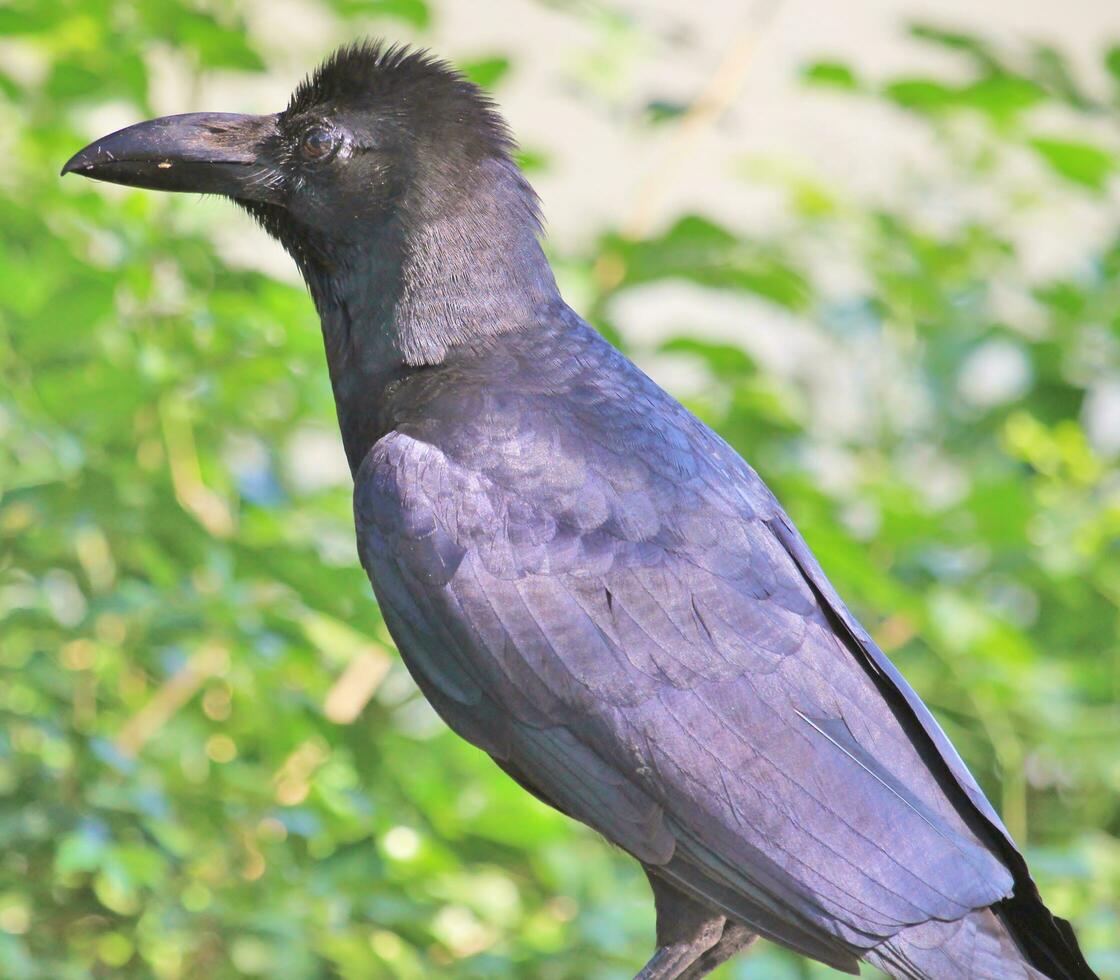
xmin=61 ymin=112 xmax=281 ymax=201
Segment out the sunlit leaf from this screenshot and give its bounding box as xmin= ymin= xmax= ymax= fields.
xmin=801 ymin=60 xmax=859 ymax=90
xmin=1030 ymin=137 xmax=1117 ymax=189
xmin=330 ymin=0 xmax=431 ymax=28
xmin=959 ymin=74 xmax=1046 ymax=119
xmin=883 ymin=77 xmax=957 ymax=113
xmin=460 ymin=56 xmax=511 ymax=89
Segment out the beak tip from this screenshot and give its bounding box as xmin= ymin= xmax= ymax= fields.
xmin=60 ymin=151 xmax=90 ymax=178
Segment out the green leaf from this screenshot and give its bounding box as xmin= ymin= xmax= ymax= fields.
xmin=1030 ymin=137 xmax=1117 ymax=189
xmin=644 ymin=99 xmax=688 ymax=124
xmin=801 ymin=60 xmax=859 ymax=90
xmin=1031 ymin=44 xmax=1093 ymax=109
xmin=175 ymin=12 xmax=266 ymax=71
xmin=514 ymin=147 xmax=550 ymax=173
xmin=0 ymin=7 xmax=52 ymax=34
xmin=54 ymin=830 xmax=108 ymax=875
xmin=459 ymin=56 xmax=511 ymax=89
xmin=1106 ymin=45 xmax=1120 ymax=89
xmin=908 ymin=23 xmax=1000 ymax=70
xmin=883 ymin=78 xmax=957 ymax=113
xmin=605 ymin=216 xmax=811 ymax=310
xmin=886 ymin=73 xmax=1047 ymax=121
xmin=0 ymin=67 xmax=22 ymax=100
xmin=331 ymin=0 xmax=431 ymax=27
xmin=959 ymin=74 xmax=1046 ymax=119
xmin=45 ymin=64 xmax=103 ymax=100
xmin=659 ymin=337 xmax=756 ymax=378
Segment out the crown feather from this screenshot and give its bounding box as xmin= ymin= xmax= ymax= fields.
xmin=286 ymin=39 xmax=517 ymax=158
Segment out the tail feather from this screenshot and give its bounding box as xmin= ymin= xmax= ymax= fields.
xmin=991 ymin=889 xmax=1098 ymax=980
xmin=865 ymin=908 xmax=1047 ymax=980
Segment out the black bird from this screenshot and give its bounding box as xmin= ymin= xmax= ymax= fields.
xmin=63 ymin=42 xmax=1097 ymax=980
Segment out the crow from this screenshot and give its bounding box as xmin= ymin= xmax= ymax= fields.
xmin=63 ymin=41 xmax=1098 ymax=980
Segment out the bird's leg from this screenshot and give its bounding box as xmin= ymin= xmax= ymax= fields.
xmin=636 ymin=871 xmax=738 ymax=980
xmin=678 ymin=922 xmax=759 ymax=980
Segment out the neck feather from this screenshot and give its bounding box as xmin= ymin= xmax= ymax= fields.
xmin=271 ymin=156 xmax=562 ymax=469
xmin=354 ymin=155 xmax=559 ymax=365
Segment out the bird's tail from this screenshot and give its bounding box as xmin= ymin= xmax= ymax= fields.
xmin=864 ymin=903 xmax=1096 ymax=980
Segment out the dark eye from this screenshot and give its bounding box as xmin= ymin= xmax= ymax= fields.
xmin=300 ymin=127 xmax=336 ymax=161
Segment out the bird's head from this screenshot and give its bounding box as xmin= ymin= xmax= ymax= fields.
xmin=62 ymin=41 xmax=543 ymax=293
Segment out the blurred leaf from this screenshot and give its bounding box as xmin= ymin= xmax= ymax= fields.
xmin=644 ymin=99 xmax=688 ymax=124
xmin=908 ymin=22 xmax=1001 ymax=71
xmin=460 ymin=56 xmax=511 ymax=89
xmin=959 ymin=74 xmax=1046 ymax=119
xmin=1030 ymin=137 xmax=1117 ymax=189
xmin=1104 ymin=45 xmax=1120 ymax=87
xmin=801 ymin=60 xmax=860 ymax=90
xmin=605 ymin=216 xmax=811 ymax=310
xmin=330 ymin=0 xmax=431 ymax=27
xmin=1031 ymin=44 xmax=1094 ymax=109
xmin=54 ymin=827 xmax=108 ymax=875
xmin=0 ymin=7 xmax=52 ymax=34
xmin=514 ymin=147 xmax=550 ymax=174
xmin=174 ymin=12 xmax=266 ymax=71
xmin=47 ymin=52 xmax=148 ymax=105
xmin=883 ymin=77 xmax=957 ymax=113
xmin=883 ymin=73 xmax=1045 ymax=120
xmin=659 ymin=336 xmax=757 ymax=378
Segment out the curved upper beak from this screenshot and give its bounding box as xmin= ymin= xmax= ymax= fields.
xmin=61 ymin=112 xmax=281 ymax=201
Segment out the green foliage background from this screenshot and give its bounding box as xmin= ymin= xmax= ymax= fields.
xmin=1 ymin=2 xmax=1119 ymax=977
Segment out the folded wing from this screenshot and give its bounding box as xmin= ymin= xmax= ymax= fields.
xmin=356 ymin=425 xmax=1024 ymax=965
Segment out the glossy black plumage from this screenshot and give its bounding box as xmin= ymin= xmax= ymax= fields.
xmin=64 ymin=40 xmax=1097 ymax=980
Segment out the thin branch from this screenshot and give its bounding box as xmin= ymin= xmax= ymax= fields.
xmin=115 ymin=644 xmax=229 ymax=757
xmin=621 ymin=0 xmax=783 ymax=242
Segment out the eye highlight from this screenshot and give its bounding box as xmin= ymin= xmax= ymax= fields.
xmin=300 ymin=126 xmax=337 ymax=161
